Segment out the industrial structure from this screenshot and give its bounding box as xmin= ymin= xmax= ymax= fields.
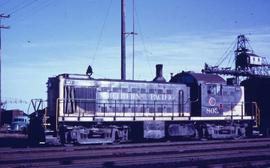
xmin=202 ymin=35 xmax=270 ymax=84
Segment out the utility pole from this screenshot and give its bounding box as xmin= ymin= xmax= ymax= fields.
xmin=121 ymin=0 xmax=137 ymax=80
xmin=121 ymin=0 xmax=126 ymax=80
xmin=0 ymin=14 xmax=10 ymax=114
xmin=132 ymin=0 xmax=135 ymax=80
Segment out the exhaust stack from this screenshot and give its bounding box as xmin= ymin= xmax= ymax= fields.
xmin=153 ymin=64 xmax=166 ymax=82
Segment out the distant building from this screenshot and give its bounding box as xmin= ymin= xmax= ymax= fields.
xmin=0 ymin=109 xmax=24 ymax=126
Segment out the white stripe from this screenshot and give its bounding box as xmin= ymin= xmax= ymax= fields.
xmin=243 ymin=116 xmax=253 ymax=120
xmin=63 ymin=117 xmax=78 ymax=121
xmin=82 ymin=114 xmax=94 ymax=117
xmin=135 ymin=113 xmax=145 ymax=116
xmin=94 ymin=117 xmax=114 ymax=122
xmin=66 ymin=113 xmax=79 ymax=116
xmin=173 ymin=117 xmax=190 ymax=121
xmin=104 ymin=113 xmax=117 ymax=116
xmin=191 ymin=117 xmax=226 ymax=121
xmin=79 ymin=117 xmax=93 ymax=121
xmin=123 ymin=113 xmax=135 ymax=117
xmin=135 ymin=117 xmax=153 ymax=121
xmin=61 ymin=112 xmax=191 ymax=117
xmin=102 ymin=117 xmax=115 ymax=121
xmin=115 ymin=117 xmax=134 ymax=121
xmin=155 ymin=117 xmax=172 ymax=121
xmin=191 ymin=116 xmax=253 ymax=121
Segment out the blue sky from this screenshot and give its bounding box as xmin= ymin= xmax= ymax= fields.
xmin=1 ymin=0 xmax=270 ymax=112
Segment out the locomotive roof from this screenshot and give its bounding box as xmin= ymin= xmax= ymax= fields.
xmin=190 ymin=72 xmax=225 ymax=84
xmin=170 ymin=71 xmax=226 ymax=85
xmin=55 ymin=73 xmax=180 ymax=85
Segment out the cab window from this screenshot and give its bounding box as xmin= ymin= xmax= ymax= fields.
xmin=207 ymin=84 xmax=222 ymax=95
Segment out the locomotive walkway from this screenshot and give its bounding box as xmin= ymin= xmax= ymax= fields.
xmin=0 ymin=138 xmax=270 ymax=168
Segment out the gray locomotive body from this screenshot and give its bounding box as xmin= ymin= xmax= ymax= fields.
xmin=48 ymin=74 xmax=190 ymax=122
xmin=170 ymin=72 xmax=249 ymax=119
xmin=47 ymin=72 xmax=255 ymax=144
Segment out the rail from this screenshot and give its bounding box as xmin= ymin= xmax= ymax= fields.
xmin=1 ymin=138 xmax=270 ymax=167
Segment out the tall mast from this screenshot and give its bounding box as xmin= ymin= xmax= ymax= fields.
xmin=0 ymin=14 xmax=10 ymax=113
xmin=121 ymin=0 xmax=126 ymax=80
xmin=132 ymin=0 xmax=135 ymax=80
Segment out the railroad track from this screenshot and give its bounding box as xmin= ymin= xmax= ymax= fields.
xmin=1 ymin=138 xmax=270 ymax=168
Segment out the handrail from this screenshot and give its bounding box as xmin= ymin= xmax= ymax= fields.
xmin=252 ymin=101 xmax=260 ymax=127
xmin=55 ymin=98 xmax=257 ymax=122
xmin=56 ymin=98 xmax=187 ymax=117
xmin=44 ymin=107 xmax=48 ymax=129
xmin=56 ymin=98 xmax=59 ymax=132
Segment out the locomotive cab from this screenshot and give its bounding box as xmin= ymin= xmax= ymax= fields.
xmin=170 ymin=72 xmax=230 ymax=117
xmin=170 ymin=72 xmax=254 ymax=139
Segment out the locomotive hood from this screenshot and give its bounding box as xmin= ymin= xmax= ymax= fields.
xmin=170 ymin=71 xmax=226 ymax=86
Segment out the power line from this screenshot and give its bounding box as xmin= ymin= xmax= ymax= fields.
xmin=8 ymin=0 xmax=54 ymax=23
xmin=0 ymin=0 xmax=11 ymax=8
xmin=28 ymin=0 xmax=54 ymax=15
xmin=134 ymin=6 xmax=153 ymax=77
xmin=8 ymin=0 xmax=40 ymax=15
xmin=226 ymin=42 xmax=237 ymax=68
xmin=91 ymin=0 xmax=113 ymax=66
xmin=216 ymin=38 xmax=237 ymax=66
xmin=3 ymin=99 xmax=28 ymax=104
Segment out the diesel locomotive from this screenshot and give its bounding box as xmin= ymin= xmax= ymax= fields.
xmin=46 ymin=65 xmax=256 ymax=144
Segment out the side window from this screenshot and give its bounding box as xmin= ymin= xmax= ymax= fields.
xmin=217 ymin=85 xmax=222 ymax=95
xmin=101 ymin=87 xmax=109 ymax=92
xmin=207 ymin=85 xmax=215 ymax=95
xmin=157 ymin=89 xmax=163 ymax=94
xmin=121 ymin=88 xmax=128 ymax=93
xmin=149 ymin=89 xmax=155 ymax=94
xmin=207 ymin=84 xmax=222 ymax=95
xmin=141 ymin=88 xmax=146 ymax=93
xmin=113 ymin=87 xmax=120 ymax=92
xmin=166 ymin=89 xmax=173 ymax=94
xmin=131 ymin=88 xmax=139 ymax=93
